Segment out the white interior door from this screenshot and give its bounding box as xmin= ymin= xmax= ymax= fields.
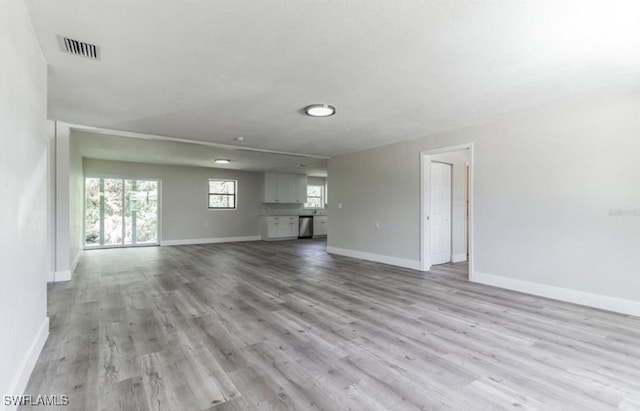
xmin=430 ymin=162 xmax=452 ymax=265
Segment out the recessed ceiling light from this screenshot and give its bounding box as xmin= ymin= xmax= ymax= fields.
xmin=214 ymin=159 xmax=231 ymax=164
xmin=304 ymin=104 xmax=336 ymax=117
xmin=235 ymin=137 xmax=244 ymax=141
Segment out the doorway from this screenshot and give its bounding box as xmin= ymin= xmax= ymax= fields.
xmin=84 ymin=177 xmax=160 ymax=248
xmin=420 ymin=143 xmax=474 ymax=278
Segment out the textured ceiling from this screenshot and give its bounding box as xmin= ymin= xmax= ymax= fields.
xmin=27 ymin=1 xmax=640 ymax=157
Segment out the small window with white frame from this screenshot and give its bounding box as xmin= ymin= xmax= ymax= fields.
xmin=208 ymin=179 xmax=236 ymax=209
xmin=304 ymin=185 xmax=325 ymax=209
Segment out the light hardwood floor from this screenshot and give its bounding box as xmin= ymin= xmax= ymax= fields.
xmin=21 ymin=239 xmax=640 ymax=410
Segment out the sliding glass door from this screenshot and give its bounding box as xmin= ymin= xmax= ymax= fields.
xmin=85 ymin=177 xmax=159 ymax=248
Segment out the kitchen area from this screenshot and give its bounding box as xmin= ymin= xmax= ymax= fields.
xmin=259 ymin=172 xmax=328 ymax=241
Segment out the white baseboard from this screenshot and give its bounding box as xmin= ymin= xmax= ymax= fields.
xmin=451 ymin=253 xmax=467 ymax=263
xmin=50 ymin=251 xmax=82 ymax=283
xmin=53 ymin=270 xmax=71 ymax=282
xmin=473 ymin=271 xmax=640 ymax=317
xmin=161 ymin=235 xmax=261 ymax=246
xmin=262 ymin=236 xmax=298 ymax=241
xmin=326 ymin=246 xmax=421 ymax=270
xmin=71 ymin=250 xmax=82 ymax=272
xmin=4 ymin=317 xmax=49 ymax=411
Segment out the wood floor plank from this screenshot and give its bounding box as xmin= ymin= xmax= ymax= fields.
xmin=19 ymin=239 xmax=640 ymax=410
xmin=100 ymin=376 xmax=150 ymax=411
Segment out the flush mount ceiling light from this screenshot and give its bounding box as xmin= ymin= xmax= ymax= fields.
xmin=214 ymin=159 xmax=231 ymax=164
xmin=304 ymin=104 xmax=336 ymax=117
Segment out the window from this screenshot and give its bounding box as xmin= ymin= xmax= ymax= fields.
xmin=84 ymin=177 xmax=160 ymax=248
xmin=208 ymin=179 xmax=236 ymax=209
xmin=304 ymin=185 xmax=325 ymax=209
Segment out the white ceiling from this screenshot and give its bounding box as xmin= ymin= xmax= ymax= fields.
xmin=72 ymin=128 xmax=329 ymax=176
xmin=27 ymin=1 xmax=640 ymax=158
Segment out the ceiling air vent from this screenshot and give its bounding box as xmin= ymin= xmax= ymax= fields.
xmin=60 ymin=36 xmax=99 ymax=59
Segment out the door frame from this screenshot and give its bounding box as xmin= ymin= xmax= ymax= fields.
xmin=83 ymin=175 xmax=162 ymax=249
xmin=420 ymin=143 xmax=474 ymax=279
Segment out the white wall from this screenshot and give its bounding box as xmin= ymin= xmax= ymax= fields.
xmin=0 ymin=0 xmax=49 ymax=406
xmin=47 ymin=121 xmax=56 ymax=281
xmin=83 ymin=159 xmax=263 ymax=244
xmin=431 ymin=150 xmax=468 ymax=262
xmin=53 ymin=123 xmax=70 ymax=280
xmin=51 ymin=122 xmax=83 ymax=281
xmin=328 ymin=91 xmax=640 ymax=314
xmin=69 ymin=131 xmax=83 ymax=268
xmin=307 ymin=176 xmax=326 ymax=186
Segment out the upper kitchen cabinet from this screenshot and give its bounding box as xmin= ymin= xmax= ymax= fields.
xmin=263 ymin=172 xmax=279 ymax=203
xmin=262 ymin=172 xmax=307 ymax=203
xmin=276 ymin=173 xmax=295 ymax=203
xmin=293 ymin=174 xmax=308 ymax=203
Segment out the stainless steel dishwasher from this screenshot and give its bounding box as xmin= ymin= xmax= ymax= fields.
xmin=298 ymin=216 xmax=313 ymax=239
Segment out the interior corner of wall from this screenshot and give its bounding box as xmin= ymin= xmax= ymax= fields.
xmin=71 ymin=250 xmax=82 ymax=273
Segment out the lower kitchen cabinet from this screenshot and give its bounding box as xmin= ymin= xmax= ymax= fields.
xmin=313 ymin=216 xmax=328 ymax=236
xmin=261 ymin=216 xmax=298 ymax=240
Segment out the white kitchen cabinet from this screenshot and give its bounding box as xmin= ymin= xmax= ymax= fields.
xmin=276 ymin=173 xmax=294 ymax=203
xmin=285 ymin=217 xmax=298 ymax=237
xmin=263 ymin=173 xmax=279 ymax=203
xmin=262 ymin=172 xmax=307 ymax=204
xmin=313 ymin=216 xmax=328 ymax=236
xmin=262 ymin=216 xmax=298 ymax=240
xmin=294 ymin=174 xmax=307 ymax=203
